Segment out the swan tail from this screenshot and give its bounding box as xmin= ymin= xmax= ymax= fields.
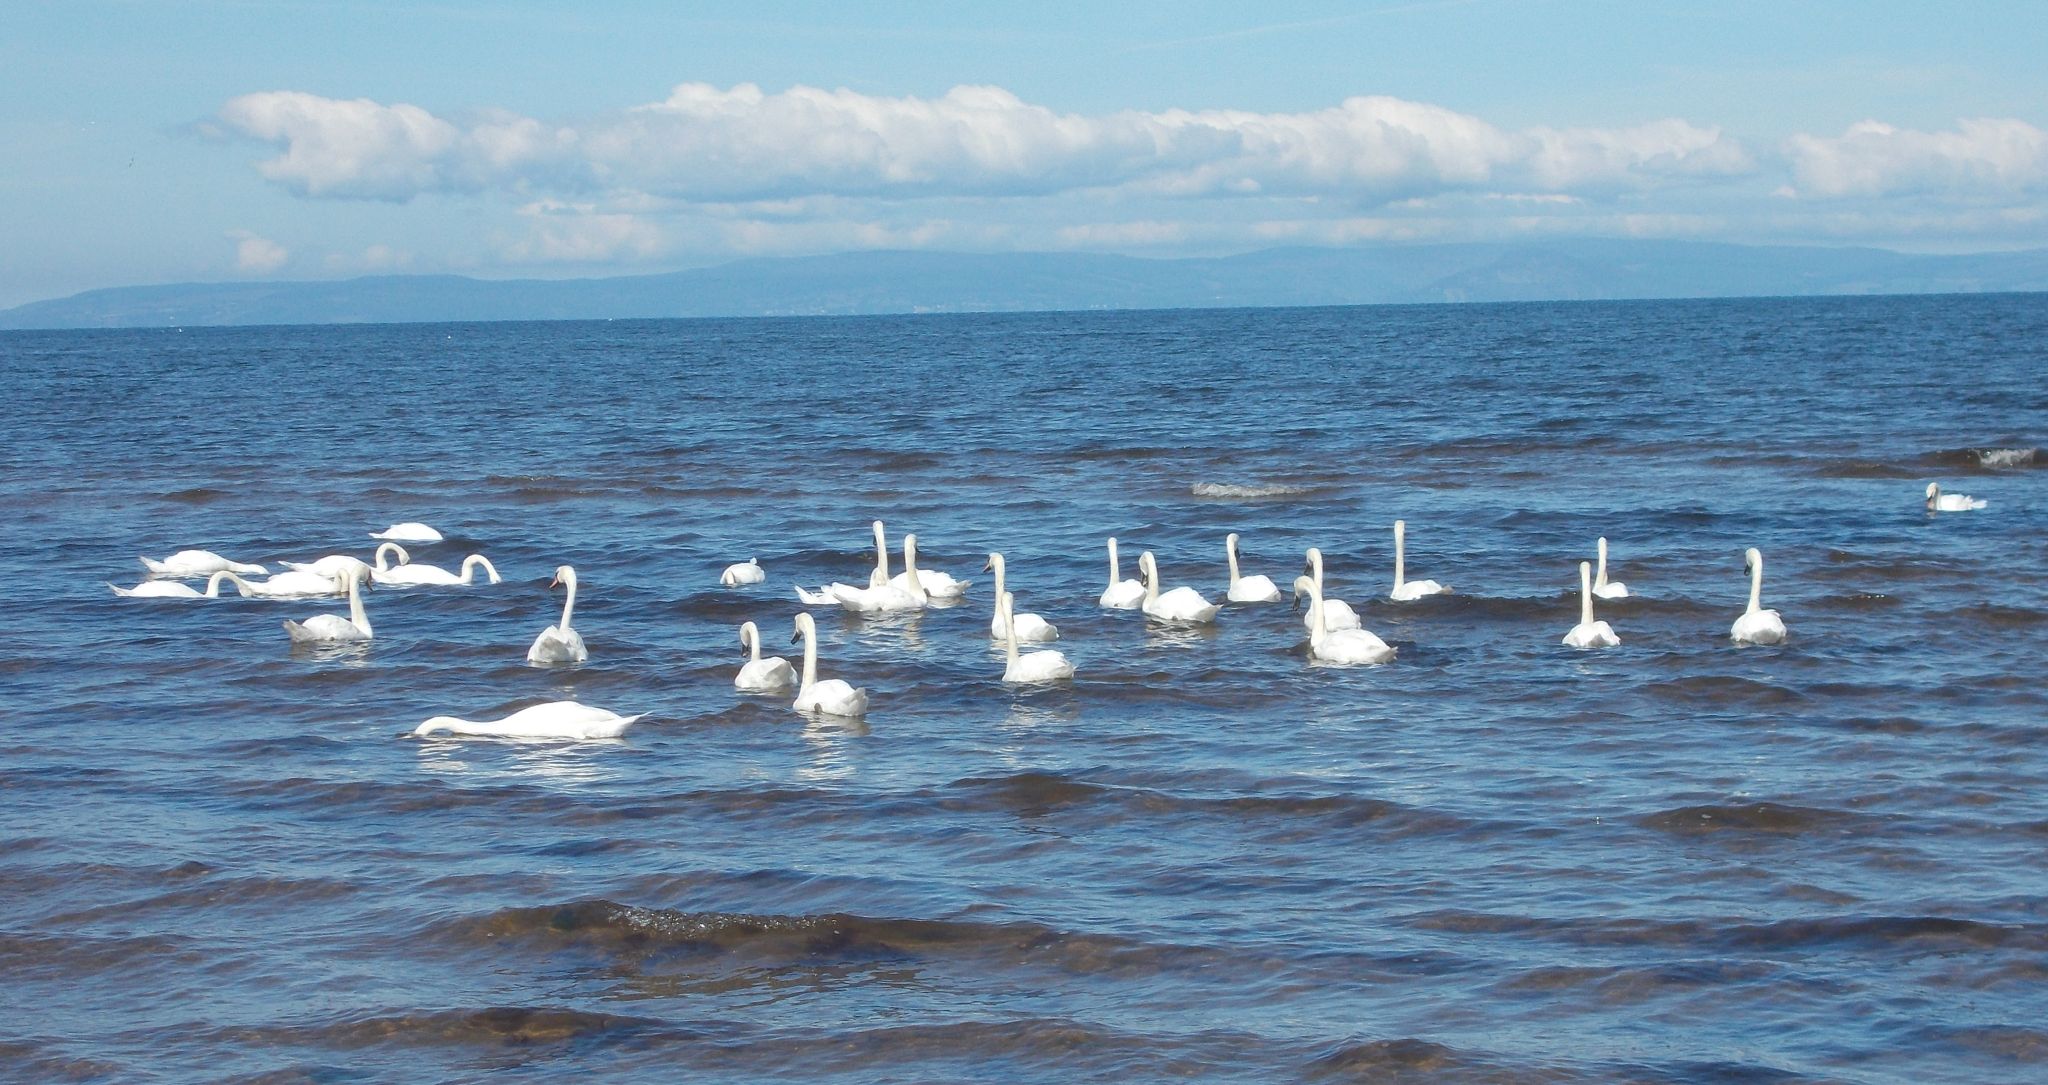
xmin=108 ymin=582 xmax=132 ymax=597
xmin=794 ymin=583 xmax=834 ymax=605
xmin=282 ymin=619 xmax=312 ymax=643
xmin=140 ymin=557 xmax=167 ymax=573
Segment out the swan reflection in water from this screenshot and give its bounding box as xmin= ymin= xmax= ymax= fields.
xmin=797 ymin=715 xmax=869 ymax=783
xmin=413 ymin=733 xmax=626 ymax=790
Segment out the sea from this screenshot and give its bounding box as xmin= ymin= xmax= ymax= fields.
xmin=2 ymin=294 xmax=2044 ymax=1083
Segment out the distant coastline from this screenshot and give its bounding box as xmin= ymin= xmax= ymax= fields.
xmin=4 ymin=239 xmax=2045 ymax=331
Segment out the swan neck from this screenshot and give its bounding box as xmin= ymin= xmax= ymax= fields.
xmin=1580 ymin=563 xmax=1594 ymax=625
xmin=1595 ymin=538 xmax=1609 ymax=587
xmin=205 ymin=571 xmax=231 ymax=598
xmin=376 ymin=542 xmax=406 ymax=571
xmin=347 ymin=575 xmax=370 ymax=634
xmin=1142 ymin=556 xmax=1159 ymax=605
xmin=1226 ymin=537 xmax=1241 ymax=587
xmin=1748 ymin=556 xmax=1764 ymax=613
xmin=1307 ymin=581 xmax=1326 ymax=645
xmin=559 ymin=573 xmax=577 ymax=631
xmin=1393 ymin=528 xmax=1406 ymax=589
xmin=742 ymin=624 xmax=761 ymax=663
xmin=901 ymin=542 xmax=924 ymax=596
xmin=462 ymin=555 xmax=495 ymax=584
xmin=799 ymin=623 xmax=818 ymax=694
xmin=873 ymin=523 xmax=890 ymax=582
xmin=990 ymin=553 xmax=1006 ymax=598
xmin=1001 ymin=595 xmax=1019 ymax=662
xmin=1106 ymin=538 xmax=1120 ymax=587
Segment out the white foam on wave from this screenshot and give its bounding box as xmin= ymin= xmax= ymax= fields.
xmin=1979 ymin=447 xmax=2037 ymax=469
xmin=1190 ymin=481 xmax=1314 ymax=499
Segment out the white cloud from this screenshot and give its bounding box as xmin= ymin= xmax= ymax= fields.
xmin=499 ymin=201 xmax=664 ymax=264
xmin=1784 ymin=118 xmax=2048 ymax=198
xmin=228 ymin=229 xmax=288 ymax=272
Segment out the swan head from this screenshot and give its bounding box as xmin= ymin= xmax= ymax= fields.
xmin=1925 ymin=482 xmax=1940 ymax=508
xmin=792 ymin=611 xmax=816 ymax=643
xmin=1290 ymin=574 xmax=1316 ymax=610
xmin=1226 ymin=532 xmax=1241 ymax=549
xmin=549 ymin=565 xmax=576 ymax=590
xmin=901 ymin=533 xmax=918 ymax=563
xmin=1743 ymin=547 xmax=1763 ymax=573
xmin=980 ymin=551 xmax=999 ymax=574
xmin=738 ymin=620 xmax=759 ymax=654
xmin=1303 ymin=547 xmax=1323 ymax=575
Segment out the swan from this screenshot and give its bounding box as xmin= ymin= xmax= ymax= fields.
xmin=1225 ymin=533 xmax=1283 ymax=603
xmin=109 ymin=571 xmax=240 ymax=599
xmin=375 ymin=553 xmax=501 ymax=587
xmin=1562 ymin=561 xmax=1620 ymax=649
xmin=790 ymin=612 xmax=869 ymax=717
xmin=283 ymin=543 xmax=403 ymax=580
xmin=222 ymin=568 xmax=352 ymax=599
xmin=889 ymin=534 xmax=970 ymax=599
xmin=1592 ymin=536 xmax=1630 ymax=600
xmin=998 ymin=591 xmax=1074 ymax=683
xmin=1300 ymin=549 xmax=1363 ymax=632
xmin=735 ymin=620 xmax=798 ymax=691
xmin=983 ymin=552 xmax=1058 ymax=641
xmin=140 ymin=549 xmax=266 ymax=577
xmin=413 ymin=701 xmax=643 ymax=740
xmin=867 ymin=520 xmax=891 ymax=589
xmin=1136 ymin=551 xmax=1221 ymax=623
xmin=282 ymin=565 xmax=373 ymax=643
xmin=721 ymin=558 xmax=766 ymax=587
xmin=370 ymin=522 xmax=443 ymax=542
xmin=795 ymin=568 xmax=925 ymax=614
xmin=526 ymin=565 xmax=589 ymax=663
xmin=1925 ymin=482 xmax=1987 ymax=512
xmin=1293 ymin=576 xmax=1395 ymax=664
xmin=1389 ymin=520 xmax=1453 ymax=601
xmin=1730 ymin=547 xmax=1788 ymax=645
xmin=1099 ymin=536 xmax=1146 ymax=609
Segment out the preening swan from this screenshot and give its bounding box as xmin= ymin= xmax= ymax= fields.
xmin=1136 ymin=551 xmax=1221 ymax=623
xmin=140 ymin=549 xmax=266 ymax=577
xmin=109 ymin=571 xmax=239 ymax=599
xmin=1293 ymin=576 xmax=1395 ymax=664
xmin=791 ymin=612 xmax=870 ymax=717
xmin=413 ymin=701 xmax=643 ymax=741
xmin=283 ymin=565 xmax=373 ymax=643
xmin=1925 ymin=482 xmax=1987 ymax=512
xmin=1561 ymin=561 xmax=1620 ymax=649
xmin=999 ymin=591 xmax=1075 ymax=683
xmin=370 ymin=522 xmax=443 ymax=543
xmin=1592 ymin=537 xmax=1630 ymax=600
xmin=890 ymin=534 xmax=970 ymax=599
xmin=1730 ymin=547 xmax=1788 ymax=645
xmin=1389 ymin=520 xmax=1452 ymax=601
xmin=721 ymin=558 xmax=766 ymax=587
xmin=1300 ymin=548 xmax=1363 ymax=632
xmin=1225 ymin=533 xmax=1283 ymax=603
xmin=375 ymin=553 xmax=501 ymax=587
xmin=735 ymin=620 xmax=798 ymax=691
xmin=1099 ymin=537 xmax=1146 ymax=610
xmin=983 ymin=552 xmax=1058 ymax=642
xmin=527 ymin=565 xmax=589 ymax=664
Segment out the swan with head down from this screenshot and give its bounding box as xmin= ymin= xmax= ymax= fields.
xmin=140 ymin=549 xmax=267 ymax=577
xmin=413 ymin=701 xmax=642 ymax=740
xmin=110 ymin=571 xmax=241 ymax=599
xmin=721 ymin=558 xmax=766 ymax=587
xmin=370 ymin=522 xmax=443 ymax=543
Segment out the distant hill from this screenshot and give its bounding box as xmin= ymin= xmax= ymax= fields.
xmin=5 ymin=240 xmax=2046 ymax=330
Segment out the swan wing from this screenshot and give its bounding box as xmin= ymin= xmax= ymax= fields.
xmin=1100 ymin=580 xmax=1146 ymax=609
xmin=526 ymin=625 xmax=588 ymax=663
xmin=1228 ymin=575 xmax=1283 ymax=603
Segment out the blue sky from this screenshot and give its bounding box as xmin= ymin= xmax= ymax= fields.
xmin=5 ymin=1 xmax=2045 ymax=306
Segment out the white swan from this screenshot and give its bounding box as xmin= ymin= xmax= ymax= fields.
xmin=790 ymin=612 xmax=869 ymax=717
xmin=735 ymin=620 xmax=798 ymax=691
xmin=1592 ymin=536 xmax=1630 ymax=600
xmin=1562 ymin=561 xmax=1620 ymax=649
xmin=890 ymin=534 xmax=970 ymax=599
xmin=527 ymin=565 xmax=589 ymax=664
xmin=983 ymin=552 xmax=1058 ymax=641
xmin=140 ymin=549 xmax=266 ymax=577
xmin=413 ymin=701 xmax=643 ymax=740
xmin=999 ymin=591 xmax=1074 ymax=683
xmin=1730 ymin=547 xmax=1788 ymax=645
xmin=284 ymin=543 xmax=402 ymax=580
xmin=1389 ymin=520 xmax=1452 ymax=601
xmin=283 ymin=565 xmax=373 ymax=643
xmin=109 ymin=571 xmax=240 ymax=599
xmin=1300 ymin=548 xmax=1363 ymax=632
xmin=370 ymin=522 xmax=443 ymax=542
xmin=375 ymin=553 xmax=501 ymax=587
xmin=1225 ymin=533 xmax=1283 ymax=603
xmin=721 ymin=558 xmax=766 ymax=587
xmin=867 ymin=520 xmax=891 ymax=589
xmin=1293 ymin=575 xmax=1395 ymax=664
xmin=221 ymin=568 xmax=351 ymax=599
xmin=796 ymin=568 xmax=925 ymax=614
xmin=1136 ymin=550 xmax=1221 ymax=623
xmin=1926 ymin=482 xmax=1987 ymax=512
xmin=1099 ymin=536 xmax=1146 ymax=610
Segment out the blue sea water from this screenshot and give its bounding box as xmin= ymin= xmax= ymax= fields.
xmin=2 ymin=294 xmax=2046 ymax=1082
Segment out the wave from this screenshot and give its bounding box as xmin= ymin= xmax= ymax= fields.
xmin=1929 ymin=446 xmax=2040 ymax=471
xmin=1978 ymin=447 xmax=2037 ymax=469
xmin=1190 ymin=481 xmax=1316 ymax=499
xmin=1635 ymin=801 xmax=1876 ymax=838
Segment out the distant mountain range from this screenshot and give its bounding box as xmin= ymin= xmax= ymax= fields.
xmin=5 ymin=240 xmax=2046 ymax=329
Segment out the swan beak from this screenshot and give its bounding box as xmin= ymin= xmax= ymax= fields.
xmin=789 ymin=630 xmax=801 ymax=644
xmin=979 ymin=558 xmax=993 ymax=572
xmin=547 ymin=574 xmax=561 ymax=589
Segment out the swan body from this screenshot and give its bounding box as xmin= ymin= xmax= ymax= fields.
xmin=1389 ymin=520 xmax=1453 ymax=601
xmin=983 ymin=552 xmax=1059 ymax=642
xmin=282 ymin=566 xmax=373 ymax=643
xmin=370 ymin=522 xmax=443 ymax=542
xmin=109 ymin=571 xmax=238 ymax=599
xmin=228 ymin=569 xmax=351 ymax=599
xmin=1925 ymin=482 xmax=1987 ymax=512
xmin=889 ymin=534 xmax=970 ymax=599
xmin=1562 ymin=561 xmax=1620 ymax=649
xmin=140 ymin=550 xmax=266 ymax=577
xmin=1731 ymin=547 xmax=1788 ymax=645
xmin=527 ymin=565 xmax=589 ymax=663
xmin=1592 ymin=536 xmax=1630 ymax=600
xmin=413 ymin=701 xmax=643 ymax=741
xmin=999 ymin=591 xmax=1074 ymax=683
xmin=721 ymin=558 xmax=766 ymax=587
xmin=1099 ymin=537 xmax=1146 ymax=609
xmin=735 ymin=620 xmax=798 ymax=691
xmin=1300 ymin=548 xmax=1363 ymax=632
xmin=285 ymin=543 xmax=401 ymax=581
xmin=1136 ymin=551 xmax=1221 ymax=623
xmin=1293 ymin=576 xmax=1395 ymax=664
xmin=1225 ymin=533 xmax=1283 ymax=603
xmin=376 ymin=554 xmax=501 ymax=587
xmin=791 ymin=612 xmax=869 ymax=717
xmin=797 ymin=580 xmax=924 ymax=613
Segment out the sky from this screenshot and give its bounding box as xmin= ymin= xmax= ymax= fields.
xmin=4 ymin=1 xmax=2046 ymax=307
